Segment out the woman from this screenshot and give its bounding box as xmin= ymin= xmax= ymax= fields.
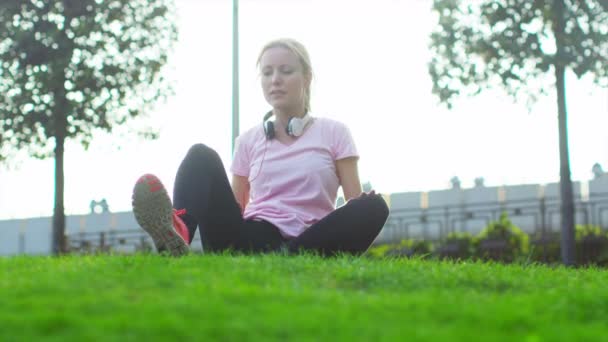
xmin=132 ymin=38 xmax=388 ymax=256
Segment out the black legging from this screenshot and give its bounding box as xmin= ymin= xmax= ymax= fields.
xmin=173 ymin=144 xmax=389 ymax=256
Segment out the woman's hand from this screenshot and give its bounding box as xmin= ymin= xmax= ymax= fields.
xmin=358 ymin=189 xmax=376 ymax=198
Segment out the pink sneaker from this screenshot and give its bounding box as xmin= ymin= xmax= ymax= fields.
xmin=132 ymin=174 xmax=189 ymax=256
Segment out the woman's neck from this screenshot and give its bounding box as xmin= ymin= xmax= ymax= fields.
xmin=273 ymin=107 xmax=307 ymax=127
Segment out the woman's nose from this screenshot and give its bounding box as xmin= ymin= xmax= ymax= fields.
xmin=271 ymin=71 xmax=282 ymax=84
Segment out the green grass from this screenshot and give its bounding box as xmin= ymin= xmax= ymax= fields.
xmin=1 ymin=254 xmax=607 ymax=341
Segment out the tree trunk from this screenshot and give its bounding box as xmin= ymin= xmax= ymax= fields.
xmin=52 ymin=133 xmax=66 ymax=255
xmin=52 ymin=75 xmax=68 ymax=255
xmin=51 ymin=21 xmax=75 ymax=255
xmin=554 ymin=0 xmax=576 ymax=266
xmin=556 ymin=66 xmax=576 ymax=266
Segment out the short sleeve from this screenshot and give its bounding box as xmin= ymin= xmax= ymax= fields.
xmin=332 ymin=121 xmax=359 ymax=161
xmin=230 ymin=135 xmax=250 ymax=177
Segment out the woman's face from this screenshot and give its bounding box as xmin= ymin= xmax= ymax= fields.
xmin=259 ymin=47 xmax=308 ymax=114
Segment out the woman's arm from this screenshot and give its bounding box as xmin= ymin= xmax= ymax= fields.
xmin=232 ymin=174 xmax=250 ymax=214
xmin=336 ymin=157 xmax=362 ymax=201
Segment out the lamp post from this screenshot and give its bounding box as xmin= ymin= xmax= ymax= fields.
xmin=231 ymin=0 xmax=239 ymax=155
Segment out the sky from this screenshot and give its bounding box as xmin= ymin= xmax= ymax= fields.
xmin=0 ymin=0 xmax=606 ymax=219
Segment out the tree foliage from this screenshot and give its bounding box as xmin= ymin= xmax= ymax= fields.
xmin=0 ymin=0 xmax=178 ymax=253
xmin=428 ymin=0 xmax=607 ymax=265
xmin=0 ymin=0 xmax=178 ymax=160
xmin=429 ymin=0 xmax=608 ymax=108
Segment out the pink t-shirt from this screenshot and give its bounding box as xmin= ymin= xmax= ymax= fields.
xmin=230 ymin=116 xmax=358 ymax=238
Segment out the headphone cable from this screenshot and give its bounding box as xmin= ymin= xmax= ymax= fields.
xmin=249 ymin=138 xmax=269 ymax=183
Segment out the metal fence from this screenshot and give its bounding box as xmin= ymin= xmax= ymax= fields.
xmin=66 ymin=228 xmax=204 ymax=254
xmin=67 ymin=229 xmax=155 ymax=254
xmin=57 ymin=192 xmax=608 ymax=253
xmin=377 ymin=192 xmax=608 ymax=244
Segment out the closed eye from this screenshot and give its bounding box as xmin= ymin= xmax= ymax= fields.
xmin=261 ymin=68 xmax=273 ymax=77
xmin=261 ymin=65 xmax=297 ymax=77
xmin=279 ymin=65 xmax=295 ymax=74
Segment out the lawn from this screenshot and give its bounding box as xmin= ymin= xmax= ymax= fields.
xmin=1 ymin=254 xmax=606 ymax=341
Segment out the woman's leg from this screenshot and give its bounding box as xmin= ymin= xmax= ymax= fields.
xmin=172 ymin=144 xmax=284 ymax=252
xmin=287 ymin=193 xmax=389 ymax=256
xmin=236 ymin=220 xmax=286 ymax=253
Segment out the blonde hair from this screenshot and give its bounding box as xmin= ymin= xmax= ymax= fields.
xmin=256 ymin=38 xmax=313 ymax=113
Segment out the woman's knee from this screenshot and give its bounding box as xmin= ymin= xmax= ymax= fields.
xmin=185 ymin=143 xmax=221 ymax=164
xmin=350 ymin=193 xmax=390 ymax=224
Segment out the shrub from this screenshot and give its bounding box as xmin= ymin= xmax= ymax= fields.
xmin=475 ymin=212 xmax=529 ymax=262
xmin=405 ymin=239 xmax=434 ymax=256
xmin=367 ymin=239 xmax=433 ymax=258
xmin=366 ymin=244 xmax=392 ymax=258
xmin=529 ymin=231 xmax=561 ymax=264
xmin=575 ymin=225 xmax=608 ymax=266
xmin=436 ymin=232 xmax=475 ymax=260
xmin=575 ymin=224 xmax=604 ymax=240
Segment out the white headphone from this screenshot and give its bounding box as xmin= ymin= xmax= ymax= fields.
xmin=263 ymin=111 xmax=312 ymax=140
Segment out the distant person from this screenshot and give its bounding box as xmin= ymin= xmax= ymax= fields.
xmin=132 ymin=38 xmax=389 ymax=256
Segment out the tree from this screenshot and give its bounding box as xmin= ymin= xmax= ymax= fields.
xmin=429 ymin=0 xmax=608 ymax=265
xmin=0 ymin=0 xmax=178 ymax=254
